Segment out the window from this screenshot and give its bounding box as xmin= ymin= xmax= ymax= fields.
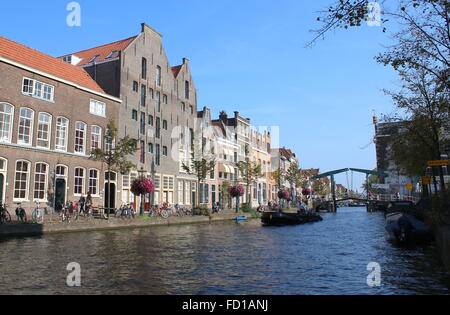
xmin=140 ymin=141 xmax=145 ymax=164
xmin=155 ymin=144 xmax=160 ymax=166
xmin=141 ymin=85 xmax=146 ymax=107
xmin=140 ymin=112 xmax=146 ymax=135
xmin=106 ymin=50 xmax=118 ymax=59
xmin=142 ymin=57 xmax=147 ymax=79
xmin=56 ymin=165 xmax=67 ymax=177
xmin=156 ymin=118 xmax=161 ymax=139
xmin=22 ymin=78 xmax=34 ymax=95
xmin=132 ymin=110 xmax=138 ymax=121
xmin=185 ymin=81 xmax=190 ymax=99
xmin=55 ymin=117 xmax=69 ymax=151
xmin=22 ymin=78 xmax=54 ymax=102
xmin=34 ymin=81 xmax=43 ymax=98
xmin=90 ymin=99 xmax=106 ymax=117
xmin=89 ymin=55 xmax=100 ymax=63
xmin=0 ymin=103 xmax=13 ymax=142
xmin=14 ymin=161 xmax=30 ymax=200
xmin=149 ymin=88 xmax=154 ymax=100
xmin=156 ymin=91 xmax=161 ymax=112
xmin=148 ymin=115 xmax=154 ymax=126
xmin=133 ymin=81 xmax=139 ymax=92
xmin=34 ymin=163 xmax=48 ymax=201
xmin=74 ymin=168 xmax=85 ymax=195
xmin=37 ymin=113 xmax=52 ymax=148
xmin=91 ymin=126 xmax=102 ymax=151
xmin=163 ymin=120 xmax=168 ymax=130
xmin=75 ymin=122 xmax=87 ymax=154
xmin=189 ymin=105 xmax=194 ymax=115
xmin=89 ymin=169 xmax=99 ymax=195
xmin=156 ymin=66 xmax=161 ymax=86
xmin=43 ymin=85 xmax=54 ymax=101
xmin=181 ymin=103 xmax=186 ymax=112
xmin=163 ymin=94 xmax=168 ymax=104
xmin=148 ymin=143 xmax=153 ymax=153
xmin=163 ymin=146 xmax=168 ymax=157
xmin=18 ymin=108 xmax=34 ymax=145
xmin=0 ymin=158 xmax=6 ymax=172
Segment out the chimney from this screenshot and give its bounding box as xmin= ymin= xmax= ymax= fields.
xmin=219 ymin=111 xmax=228 ymax=123
xmin=183 ymin=58 xmax=189 ymax=65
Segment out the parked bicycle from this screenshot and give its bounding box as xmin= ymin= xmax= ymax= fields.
xmin=74 ymin=202 xmax=94 ymax=221
xmin=15 ymin=203 xmax=27 ymax=223
xmin=116 ymin=204 xmax=135 ymax=220
xmin=175 ymin=204 xmax=192 ymax=216
xmin=60 ymin=202 xmax=71 ymax=223
xmin=31 ymin=202 xmax=45 ymax=224
xmin=0 ymin=201 xmax=12 ymax=224
xmin=149 ymin=205 xmax=169 ymax=219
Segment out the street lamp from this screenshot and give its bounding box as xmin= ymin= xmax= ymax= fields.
xmin=138 ymin=166 xmax=147 ymax=216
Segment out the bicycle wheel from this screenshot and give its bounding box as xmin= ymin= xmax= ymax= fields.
xmin=161 ymin=210 xmax=169 ymax=219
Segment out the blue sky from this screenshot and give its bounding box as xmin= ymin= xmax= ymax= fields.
xmin=0 ymin=0 xmax=400 ymax=189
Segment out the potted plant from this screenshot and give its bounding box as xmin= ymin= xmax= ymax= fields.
xmin=229 ymin=185 xmax=245 ymax=213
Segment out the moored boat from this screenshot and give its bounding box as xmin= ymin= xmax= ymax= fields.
xmin=261 ymin=212 xmax=323 ymax=226
xmin=385 ymin=213 xmax=432 ymax=244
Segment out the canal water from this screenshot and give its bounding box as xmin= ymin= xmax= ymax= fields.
xmin=0 ymin=207 xmax=449 ymax=295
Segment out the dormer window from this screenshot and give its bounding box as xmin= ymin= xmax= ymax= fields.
xmin=89 ymin=55 xmax=100 ymax=63
xmin=106 ymin=51 xmax=118 ymax=59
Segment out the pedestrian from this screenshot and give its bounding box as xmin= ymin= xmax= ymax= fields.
xmin=79 ymin=195 xmax=86 ymax=214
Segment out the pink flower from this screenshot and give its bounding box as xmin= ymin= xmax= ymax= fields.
xmin=131 ymin=178 xmax=155 ymax=195
xmin=278 ymin=190 xmax=291 ymax=200
xmin=229 ymin=185 xmax=245 ymax=197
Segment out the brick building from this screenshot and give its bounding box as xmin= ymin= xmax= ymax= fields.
xmin=60 ymin=24 xmax=198 ymax=208
xmin=0 ymin=36 xmax=121 ymax=214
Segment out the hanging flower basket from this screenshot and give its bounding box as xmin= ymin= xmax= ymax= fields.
xmin=229 ymin=185 xmax=245 ymax=198
xmin=302 ymin=188 xmax=313 ymax=196
xmin=278 ymin=190 xmax=291 ymax=200
xmin=131 ymin=178 xmax=155 ymax=196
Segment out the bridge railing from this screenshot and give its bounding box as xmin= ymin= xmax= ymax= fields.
xmin=372 ymin=194 xmax=420 ymax=203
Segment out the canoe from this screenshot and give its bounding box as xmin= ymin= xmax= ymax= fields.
xmin=261 ymin=212 xmax=323 ymax=226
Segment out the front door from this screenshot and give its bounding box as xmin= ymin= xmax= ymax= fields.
xmin=55 ymin=179 xmax=66 ymax=212
xmin=104 ymin=183 xmax=116 ymax=211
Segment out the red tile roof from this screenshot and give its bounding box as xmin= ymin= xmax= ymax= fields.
xmin=0 ymin=36 xmax=105 ymax=93
xmin=171 ymin=65 xmax=182 ymax=77
xmin=61 ymin=36 xmax=137 ymax=67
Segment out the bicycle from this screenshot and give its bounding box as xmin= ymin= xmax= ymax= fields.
xmin=60 ymin=203 xmax=71 ymax=223
xmin=149 ymin=205 xmax=169 ymax=219
xmin=31 ymin=202 xmax=45 ymax=224
xmin=117 ymin=204 xmax=135 ymax=220
xmin=0 ymin=201 xmax=12 ymax=224
xmin=15 ymin=203 xmax=27 ymax=223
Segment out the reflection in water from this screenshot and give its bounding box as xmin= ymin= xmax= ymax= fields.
xmin=0 ymin=208 xmax=449 ymax=295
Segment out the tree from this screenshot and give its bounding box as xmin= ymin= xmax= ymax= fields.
xmin=90 ymin=121 xmax=138 ymax=218
xmin=314 ymin=0 xmax=449 ymax=179
xmin=182 ymin=138 xmax=216 ymax=208
xmin=237 ymin=144 xmax=263 ymax=205
xmin=312 ymin=179 xmax=328 ymax=196
xmin=285 ymin=161 xmax=301 ymax=200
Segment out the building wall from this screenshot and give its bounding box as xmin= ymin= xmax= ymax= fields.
xmin=0 ymin=61 xmax=120 ymax=214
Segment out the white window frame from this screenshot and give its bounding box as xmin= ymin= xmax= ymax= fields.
xmin=37 ymin=112 xmax=52 ymax=149
xmin=74 ymin=167 xmax=85 ymax=196
xmin=91 ymin=125 xmax=102 ymax=151
xmin=17 ymin=108 xmax=34 ymax=146
xmin=89 ymin=169 xmax=99 ymax=196
xmin=13 ymin=160 xmax=31 ymax=202
xmin=0 ymin=103 xmax=14 ymax=143
xmin=74 ymin=121 xmax=87 ymax=155
xmin=33 ymin=162 xmax=49 ymax=201
xmin=22 ymin=77 xmax=54 ymax=102
xmin=90 ymin=99 xmax=106 ymax=117
xmin=55 ymin=117 xmax=69 ymax=152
